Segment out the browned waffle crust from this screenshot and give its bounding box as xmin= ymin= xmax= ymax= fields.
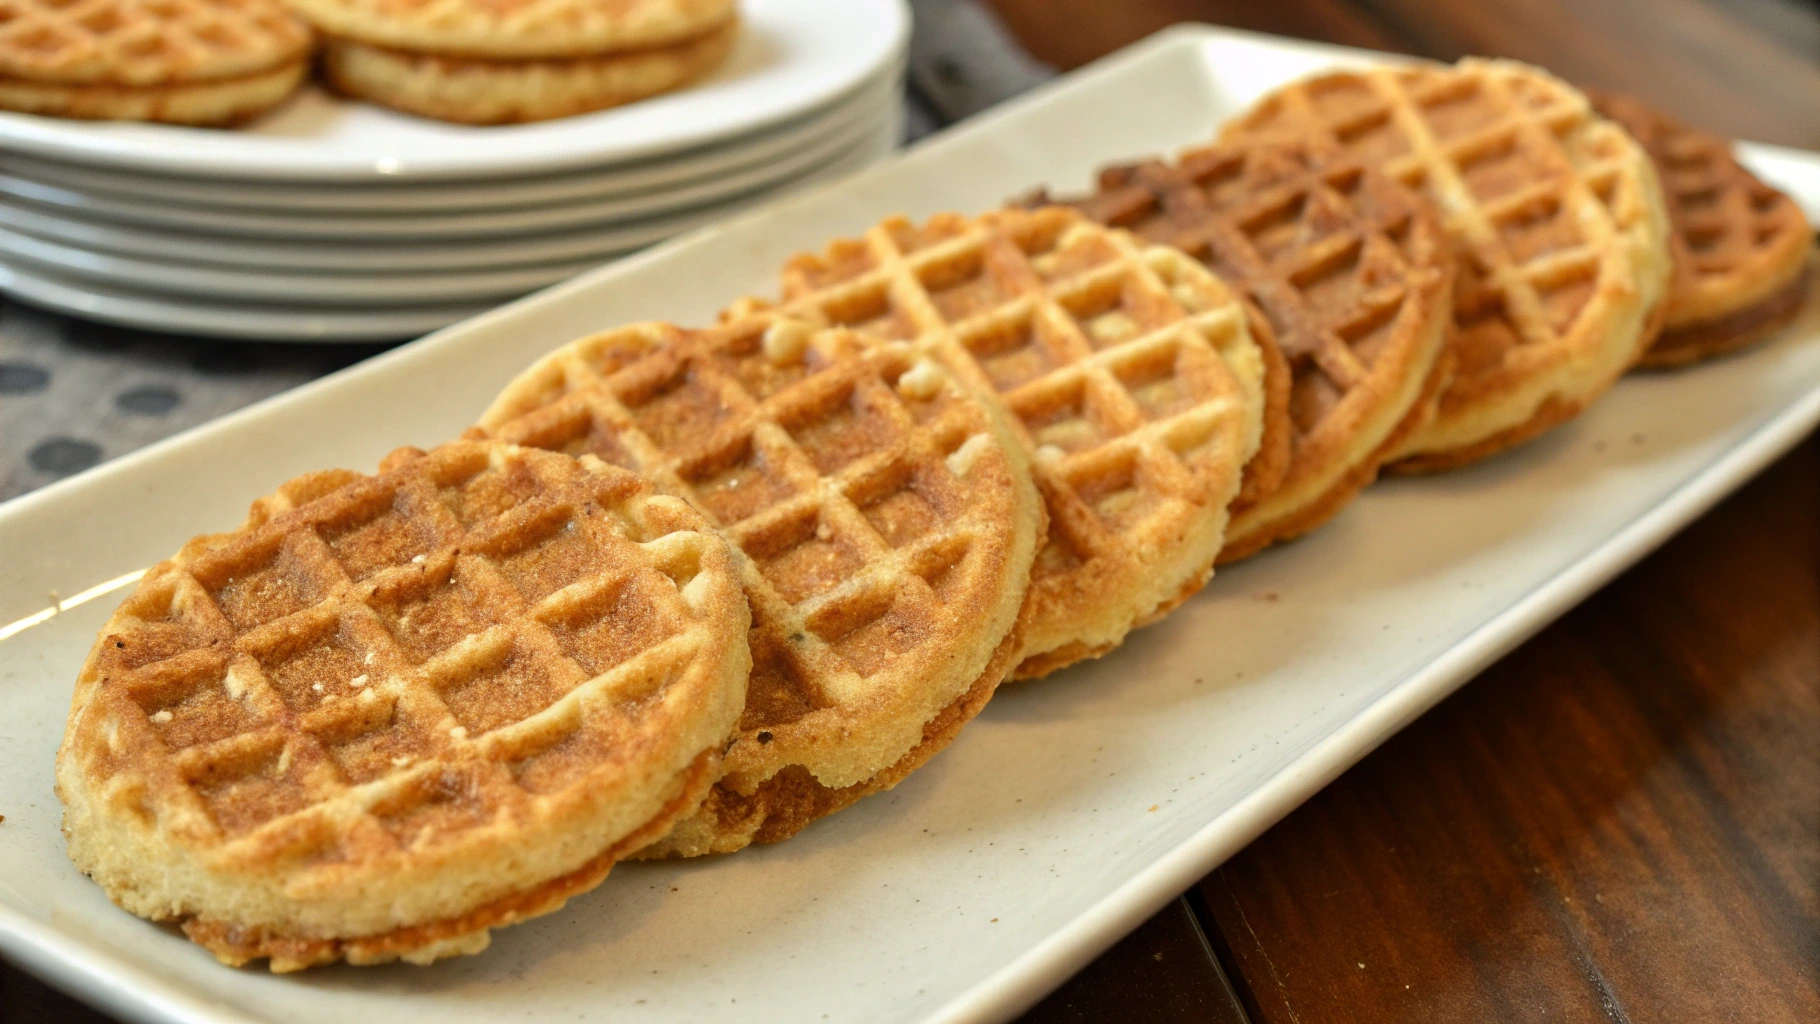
xmin=735 ymin=208 xmax=1267 ymax=678
xmin=0 ymin=0 xmax=313 ymax=123
xmin=318 ymin=17 xmax=737 ymax=126
xmin=0 ymin=0 xmax=313 ymax=85
xmin=478 ymin=320 xmax=1043 ymax=854
xmin=57 ymin=440 xmax=750 ymax=969
xmin=1222 ymin=58 xmax=1673 ymax=471
xmin=1591 ymin=91 xmax=1814 ymax=367
xmin=1037 ymin=138 xmax=1454 ymax=562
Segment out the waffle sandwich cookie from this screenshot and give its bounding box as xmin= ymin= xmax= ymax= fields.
xmin=0 ymin=0 xmax=312 ymax=123
xmin=320 ymin=18 xmax=736 ymax=125
xmin=735 ymin=208 xmax=1269 ymax=678
xmin=1591 ymin=92 xmax=1813 ymax=368
xmin=1223 ymin=58 xmax=1673 ymax=472
xmin=1040 ymin=138 xmax=1454 ymax=563
xmin=57 ymin=441 xmax=750 ymax=970
xmin=479 ymin=319 xmax=1043 ymax=855
xmin=291 ymin=0 xmax=738 ymax=123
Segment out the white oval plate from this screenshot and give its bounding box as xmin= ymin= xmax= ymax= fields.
xmin=0 ymin=120 xmax=897 ymax=275
xmin=0 ymin=65 xmax=902 ymax=214
xmin=0 ymin=261 xmax=489 ymax=340
xmin=0 ymin=95 xmax=888 ymax=239
xmin=0 ymin=0 xmax=908 ymax=182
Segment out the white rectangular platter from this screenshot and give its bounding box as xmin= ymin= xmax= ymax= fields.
xmin=4 ymin=25 xmax=1819 ymax=1024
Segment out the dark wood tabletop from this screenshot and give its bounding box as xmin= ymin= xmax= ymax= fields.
xmin=4 ymin=1 xmax=1816 ymax=1021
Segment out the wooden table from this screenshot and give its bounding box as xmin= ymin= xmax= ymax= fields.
xmin=4 ymin=1 xmax=1815 ymax=1021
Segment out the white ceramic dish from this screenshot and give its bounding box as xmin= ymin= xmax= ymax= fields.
xmin=0 ymin=261 xmax=493 ymax=340
xmin=0 ymin=99 xmax=886 ymax=240
xmin=0 ymin=230 xmax=599 ymax=307
xmin=0 ymin=118 xmax=898 ymax=316
xmin=2 ymin=26 xmax=1818 ymax=1024
xmin=0 ymin=66 xmax=902 ymax=214
xmin=0 ymin=116 xmax=899 ymax=278
xmin=0 ymin=0 xmax=908 ymax=182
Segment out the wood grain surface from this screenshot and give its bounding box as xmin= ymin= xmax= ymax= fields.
xmin=1199 ymin=435 xmax=1820 ymax=1023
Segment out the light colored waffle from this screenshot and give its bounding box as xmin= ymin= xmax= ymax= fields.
xmin=479 ymin=320 xmax=1043 ymax=855
xmin=320 ymin=16 xmax=733 ymax=125
xmin=1039 ymin=137 xmax=1454 ymax=562
xmin=1223 ymin=58 xmax=1672 ymax=471
xmin=736 ymin=208 xmax=1266 ymax=678
xmin=0 ymin=0 xmax=312 ymax=86
xmin=1591 ymin=92 xmax=1813 ymax=367
xmin=283 ymin=0 xmax=734 ymax=59
xmin=0 ymin=56 xmax=305 ymax=123
xmin=57 ymin=440 xmax=750 ymax=970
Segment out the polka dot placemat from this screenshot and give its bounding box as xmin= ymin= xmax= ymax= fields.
xmin=0 ymin=300 xmax=386 ymax=502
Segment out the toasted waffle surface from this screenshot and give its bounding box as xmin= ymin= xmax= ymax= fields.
xmin=1040 ymin=139 xmax=1454 ymax=561
xmin=57 ymin=440 xmax=750 ymax=970
xmin=320 ymin=17 xmax=733 ymax=125
xmin=479 ymin=320 xmax=1043 ymax=854
xmin=1223 ymin=58 xmax=1672 ymax=471
xmin=0 ymin=58 xmax=305 ymax=123
xmin=283 ymin=0 xmax=734 ymax=59
xmin=0 ymin=0 xmax=312 ymax=86
xmin=1591 ymin=92 xmax=1813 ymax=367
xmin=736 ymin=208 xmax=1266 ymax=678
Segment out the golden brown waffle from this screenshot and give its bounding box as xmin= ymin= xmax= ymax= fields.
xmin=282 ymin=0 xmax=734 ymax=59
xmin=1591 ymin=92 xmax=1813 ymax=368
xmin=1222 ymin=58 xmax=1673 ymax=472
xmin=0 ymin=57 xmax=305 ymax=123
xmin=734 ymin=208 xmax=1266 ymax=678
xmin=56 ymin=440 xmax=750 ymax=970
xmin=1035 ymin=138 xmax=1454 ymax=562
xmin=0 ymin=0 xmax=312 ymax=86
xmin=479 ymin=320 xmax=1042 ymax=855
xmin=320 ymin=17 xmax=735 ymax=125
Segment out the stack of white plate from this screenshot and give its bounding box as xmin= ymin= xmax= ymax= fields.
xmin=0 ymin=0 xmax=907 ymax=341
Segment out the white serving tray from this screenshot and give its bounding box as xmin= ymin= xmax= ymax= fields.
xmin=3 ymin=25 xmax=1818 ymax=1024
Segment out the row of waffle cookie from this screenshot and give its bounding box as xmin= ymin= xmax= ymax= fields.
xmin=55 ymin=206 xmax=1273 ymax=970
xmin=0 ymin=0 xmax=738 ymax=125
xmin=1043 ymin=57 xmax=1809 ymax=554
xmin=55 ymin=55 xmax=1810 ymax=973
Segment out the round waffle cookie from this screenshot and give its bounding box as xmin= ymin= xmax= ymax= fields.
xmin=0 ymin=60 xmax=307 ymax=123
xmin=320 ymin=17 xmax=736 ymax=125
xmin=478 ymin=319 xmax=1043 ymax=855
xmin=0 ymin=0 xmax=312 ymax=123
xmin=1223 ymin=58 xmax=1673 ymax=472
xmin=1036 ymin=138 xmax=1454 ymax=563
xmin=735 ymin=208 xmax=1268 ymax=678
xmin=283 ymin=0 xmax=735 ymax=59
xmin=57 ymin=441 xmax=750 ymax=970
xmin=1591 ymin=92 xmax=1813 ymax=368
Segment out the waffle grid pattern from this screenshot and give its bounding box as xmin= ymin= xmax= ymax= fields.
xmin=76 ymin=443 xmax=726 ymax=876
xmin=1238 ymin=64 xmax=1638 ymax=367
xmin=483 ymin=320 xmax=1030 ymax=793
xmin=1046 ymin=140 xmax=1451 ymax=553
xmin=1593 ymin=92 xmax=1812 ymax=333
xmin=1223 ymin=60 xmax=1667 ymax=463
xmin=0 ymin=0 xmax=310 ymax=85
xmin=753 ymin=209 xmax=1262 ymax=674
